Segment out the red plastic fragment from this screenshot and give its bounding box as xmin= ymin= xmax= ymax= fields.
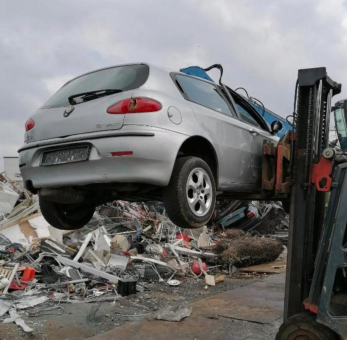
xmin=21 ymin=267 xmax=35 ymax=282
xmin=176 ymin=233 xmax=190 ymax=242
xmin=9 ymin=280 xmax=27 ymax=290
xmin=191 ymin=261 xmax=207 ymax=275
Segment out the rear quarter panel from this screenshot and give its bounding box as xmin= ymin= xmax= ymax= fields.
xmin=123 ymin=66 xmax=199 ymax=136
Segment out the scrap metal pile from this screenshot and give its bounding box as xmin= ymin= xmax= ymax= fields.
xmin=0 ymin=177 xmax=287 ymax=333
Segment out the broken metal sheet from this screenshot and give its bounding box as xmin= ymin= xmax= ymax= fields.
xmin=0 ymin=202 xmax=39 ymax=229
xmin=130 ymin=255 xmax=170 ymax=268
xmin=39 ymin=238 xmax=75 ymax=256
xmin=73 ymin=232 xmax=93 ymax=261
xmin=49 ymin=279 xmax=89 ymax=286
xmin=94 ymin=232 xmax=111 ymax=253
xmin=83 ymin=249 xmax=106 ymax=268
xmin=14 ymin=295 xmax=48 ymax=309
xmin=107 ymin=254 xmax=129 ymax=271
xmin=0 ymin=182 xmax=19 ymax=214
xmin=0 ymin=234 xmax=11 ymax=247
xmin=166 ymin=245 xmax=217 ymax=259
xmin=0 ymin=299 xmax=11 ymax=316
xmin=56 ymin=256 xmax=121 ymax=283
xmin=68 ymin=268 xmax=83 ymax=280
xmin=5 ymin=198 xmax=32 ymax=220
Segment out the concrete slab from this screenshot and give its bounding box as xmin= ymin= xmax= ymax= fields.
xmin=89 ymin=274 xmax=285 ymax=340
xmin=193 ymin=273 xmax=284 ymax=324
xmin=88 ymin=314 xmax=281 ymax=340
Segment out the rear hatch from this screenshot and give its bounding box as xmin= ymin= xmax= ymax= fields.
xmin=27 ymin=64 xmax=149 ymax=143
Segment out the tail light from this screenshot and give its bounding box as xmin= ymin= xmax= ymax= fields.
xmin=25 ymin=118 xmax=35 ymax=132
xmin=247 ymin=211 xmax=255 ymax=219
xmin=107 ymin=98 xmax=161 ymax=114
xmin=111 ymin=151 xmax=133 ymax=157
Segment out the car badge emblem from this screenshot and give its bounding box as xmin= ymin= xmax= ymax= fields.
xmin=64 ymin=105 xmax=74 ymax=117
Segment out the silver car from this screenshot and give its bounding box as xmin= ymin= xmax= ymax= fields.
xmin=19 ymin=63 xmax=280 ymax=230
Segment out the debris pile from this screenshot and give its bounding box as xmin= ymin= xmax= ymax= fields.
xmin=216 ymin=231 xmax=283 ymax=266
xmin=0 ymin=177 xmax=288 ymax=333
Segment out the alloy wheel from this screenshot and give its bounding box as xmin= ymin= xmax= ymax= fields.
xmin=186 ymin=167 xmax=213 ymax=217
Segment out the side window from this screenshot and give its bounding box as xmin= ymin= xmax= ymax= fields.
xmin=175 ymin=75 xmax=232 ymax=115
xmin=235 ymin=102 xmax=262 ymax=129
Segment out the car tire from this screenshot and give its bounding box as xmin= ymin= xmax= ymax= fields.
xmin=39 ymin=198 xmax=95 ymax=230
xmin=163 ymin=156 xmax=216 ymax=229
xmin=276 ymin=312 xmax=339 ymax=340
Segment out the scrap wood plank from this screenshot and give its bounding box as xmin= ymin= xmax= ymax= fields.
xmin=239 ymin=253 xmax=287 ymax=274
xmin=239 ymin=263 xmax=286 ymax=274
xmin=17 ymin=212 xmax=42 ymax=224
xmin=1 ymin=212 xmax=42 ymax=230
xmin=0 ymin=267 xmax=15 ymax=295
xmin=19 ymin=220 xmax=38 ymax=241
xmin=0 ymin=268 xmax=13 ymax=279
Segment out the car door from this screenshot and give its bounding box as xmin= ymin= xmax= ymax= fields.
xmin=174 ymin=74 xmax=253 ymax=189
xmin=233 ymin=98 xmax=275 ymax=186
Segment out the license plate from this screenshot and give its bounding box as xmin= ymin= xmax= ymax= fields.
xmin=41 ymin=146 xmax=90 ymax=166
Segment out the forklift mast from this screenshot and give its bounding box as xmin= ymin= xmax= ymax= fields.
xmin=284 ymin=68 xmax=341 ymax=319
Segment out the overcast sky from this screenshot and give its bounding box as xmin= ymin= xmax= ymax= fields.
xmin=1 ymin=0 xmax=347 ymax=171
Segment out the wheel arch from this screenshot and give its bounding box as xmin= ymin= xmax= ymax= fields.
xmin=176 ymin=136 xmax=219 ymax=188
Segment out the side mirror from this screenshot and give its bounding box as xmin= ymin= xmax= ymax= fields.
xmin=271 ymin=120 xmax=283 ymax=134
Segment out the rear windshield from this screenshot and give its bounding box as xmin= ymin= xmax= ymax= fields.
xmin=41 ymin=64 xmax=149 ymax=109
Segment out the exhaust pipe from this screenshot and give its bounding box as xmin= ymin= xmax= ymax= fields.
xmin=39 ymin=187 xmax=86 ymax=204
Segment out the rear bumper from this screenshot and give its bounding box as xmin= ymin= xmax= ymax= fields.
xmin=19 ymin=126 xmax=188 ymax=189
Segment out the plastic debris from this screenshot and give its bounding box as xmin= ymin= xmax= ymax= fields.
xmin=3 ymin=309 xmax=34 ymax=333
xmin=167 ymin=279 xmax=181 ymax=286
xmin=191 ymin=261 xmax=207 ymax=275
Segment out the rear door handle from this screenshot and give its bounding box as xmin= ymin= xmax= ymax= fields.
xmin=249 ymin=128 xmax=259 ymax=136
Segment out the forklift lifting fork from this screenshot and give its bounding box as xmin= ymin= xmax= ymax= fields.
xmin=263 ymin=67 xmax=347 ymax=339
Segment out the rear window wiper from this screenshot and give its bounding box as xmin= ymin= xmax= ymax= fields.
xmin=68 ymin=89 xmax=123 ymax=105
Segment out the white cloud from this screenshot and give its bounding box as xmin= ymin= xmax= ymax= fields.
xmin=43 ymin=75 xmax=74 ymax=96
xmin=2 ymin=0 xmax=347 ymax=170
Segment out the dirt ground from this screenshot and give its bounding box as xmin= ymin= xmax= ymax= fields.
xmin=0 ymin=273 xmax=270 ymax=340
